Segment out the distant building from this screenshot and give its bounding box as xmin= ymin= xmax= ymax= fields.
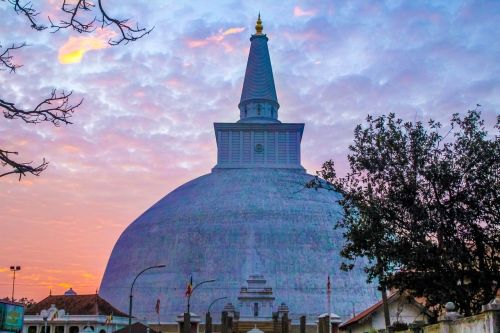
xmin=339 ymin=292 xmax=431 ymax=333
xmin=238 ymin=274 xmax=275 ymax=320
xmin=23 ymin=290 xmax=129 ymax=333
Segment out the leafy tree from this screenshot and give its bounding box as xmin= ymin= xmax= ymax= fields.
xmin=312 ymin=109 xmax=499 ymax=318
xmin=1 ymin=297 xmax=36 ymax=307
xmin=1 ymin=0 xmax=152 ymax=180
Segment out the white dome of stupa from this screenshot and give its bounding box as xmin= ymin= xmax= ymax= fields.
xmin=99 ymin=15 xmax=378 ymax=322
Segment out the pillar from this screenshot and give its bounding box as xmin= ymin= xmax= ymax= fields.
xmin=272 ymin=313 xmax=279 ymax=333
xmin=300 ymin=316 xmax=306 ymax=333
xmin=227 ymin=317 xmax=233 ymax=333
xmin=331 ymin=321 xmax=339 ymax=333
xmin=323 ymin=317 xmax=329 ymax=333
xmin=317 ymin=318 xmax=323 ymax=333
xmin=281 ymin=313 xmax=289 ymax=333
xmin=221 ymin=311 xmax=227 ymax=333
xmin=183 ymin=313 xmax=191 ymax=333
xmin=205 ymin=313 xmax=212 ymax=333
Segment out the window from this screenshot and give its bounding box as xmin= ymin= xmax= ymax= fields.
xmin=99 ymin=330 xmax=106 ymax=333
xmin=41 ymin=326 xmax=50 ymax=333
xmin=257 ymin=104 xmax=261 ymax=116
xmin=253 ymin=302 xmax=259 ymax=317
xmin=55 ymin=326 xmax=64 ymax=333
xmin=28 ymin=326 xmax=36 ymax=333
xmin=69 ymin=327 xmax=79 ymax=333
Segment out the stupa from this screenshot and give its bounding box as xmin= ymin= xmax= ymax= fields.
xmin=99 ymin=15 xmax=378 ymax=322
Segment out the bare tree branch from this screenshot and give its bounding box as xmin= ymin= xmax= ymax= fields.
xmin=49 ymin=0 xmax=97 ymax=34
xmin=0 ymin=42 xmax=26 ymax=72
xmin=1 ymin=90 xmax=82 ymax=126
xmin=1 ymin=0 xmax=149 ymax=180
xmin=0 ymin=149 xmax=48 ymax=180
xmin=97 ymin=0 xmax=154 ymax=45
xmin=49 ymin=0 xmax=153 ymax=45
xmin=3 ymin=0 xmax=46 ymax=30
xmin=0 ymin=90 xmax=82 ymax=180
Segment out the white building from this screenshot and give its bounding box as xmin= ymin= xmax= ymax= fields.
xmin=237 ymin=275 xmax=275 ymax=320
xmin=23 ymin=290 xmax=130 ymax=333
xmin=339 ymin=292 xmax=431 ymax=333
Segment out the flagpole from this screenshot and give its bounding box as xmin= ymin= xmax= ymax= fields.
xmin=328 ymin=292 xmax=331 ymax=333
xmin=327 ymin=275 xmax=331 ymax=333
xmin=155 ymin=298 xmax=161 ymax=333
xmin=186 ymin=278 xmax=216 ymax=313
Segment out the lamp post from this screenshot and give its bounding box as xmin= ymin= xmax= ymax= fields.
xmin=129 ymin=265 xmax=166 ymax=333
xmin=207 ymin=297 xmax=227 ymax=314
xmin=9 ymin=266 xmax=21 ymax=301
xmin=205 ymin=297 xmax=227 ymax=333
xmin=186 ymin=279 xmax=216 ymax=314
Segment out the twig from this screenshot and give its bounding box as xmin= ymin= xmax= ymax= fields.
xmin=0 ymin=149 xmax=48 ymax=180
xmin=0 ymin=42 xmax=26 ymax=72
xmin=1 ymin=90 xmax=82 ymax=126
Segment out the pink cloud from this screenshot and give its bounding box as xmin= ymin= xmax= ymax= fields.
xmin=186 ymin=26 xmax=245 ymax=49
xmin=186 ymin=39 xmax=210 ymax=48
xmin=293 ymin=6 xmax=317 ymax=17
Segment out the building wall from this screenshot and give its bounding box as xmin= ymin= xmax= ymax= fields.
xmin=371 ymin=300 xmax=427 ymax=330
xmin=216 ymin=130 xmax=301 ymax=167
xmin=213 ymin=123 xmax=304 ymax=169
xmin=421 ymin=310 xmax=499 ymax=333
xmin=342 ymin=321 xmax=373 ymax=333
xmin=341 ymin=299 xmax=428 ymax=333
xmin=23 ymin=315 xmax=129 ymax=333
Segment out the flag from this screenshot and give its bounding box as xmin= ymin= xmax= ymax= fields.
xmin=185 ymin=275 xmax=193 ymax=297
xmin=327 ymin=275 xmax=331 ymax=294
xmin=51 ymin=310 xmax=58 ymax=321
xmin=105 ymin=313 xmax=113 ymax=325
xmin=155 ymin=299 xmax=160 ymax=314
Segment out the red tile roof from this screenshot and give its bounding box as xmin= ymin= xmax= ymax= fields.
xmin=25 ymin=294 xmax=128 ymax=317
xmin=339 ymin=292 xmax=399 ymax=328
xmin=114 ymin=323 xmax=157 ymax=333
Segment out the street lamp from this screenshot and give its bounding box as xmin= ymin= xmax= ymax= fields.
xmin=186 ymin=279 xmax=216 ymax=314
xmin=207 ymin=297 xmax=227 ymax=314
xmin=205 ymin=297 xmax=227 ymax=333
xmin=128 ymin=265 xmax=166 ymax=333
xmin=9 ymin=266 xmax=21 ymax=301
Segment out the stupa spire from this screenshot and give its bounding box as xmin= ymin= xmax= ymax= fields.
xmin=255 ymin=13 xmax=263 ymax=35
xmin=238 ymin=14 xmax=280 ymax=123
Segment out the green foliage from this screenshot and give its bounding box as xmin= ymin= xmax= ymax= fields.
xmin=0 ymin=297 xmax=36 ymax=307
xmin=392 ymin=322 xmax=409 ymax=331
xmin=320 ymin=109 xmax=499 ymax=318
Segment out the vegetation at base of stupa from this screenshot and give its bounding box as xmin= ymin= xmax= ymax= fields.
xmin=0 ymin=0 xmax=151 ymax=180
xmin=313 ymin=108 xmax=499 ymax=318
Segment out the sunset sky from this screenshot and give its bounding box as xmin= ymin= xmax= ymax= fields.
xmin=1 ymin=0 xmax=499 ymax=301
